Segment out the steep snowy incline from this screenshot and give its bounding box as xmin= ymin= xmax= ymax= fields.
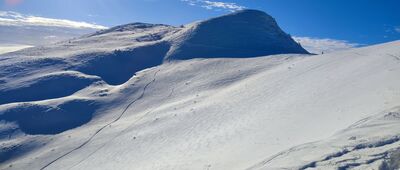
xmin=165 ymin=9 xmax=308 ymax=60
xmin=1 ymin=41 xmax=398 ymax=170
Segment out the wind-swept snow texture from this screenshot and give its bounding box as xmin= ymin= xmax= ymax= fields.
xmin=249 ymin=107 xmax=400 ymax=170
xmin=0 ymin=9 xmax=399 ymax=170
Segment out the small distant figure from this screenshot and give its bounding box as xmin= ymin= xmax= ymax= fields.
xmin=321 ymin=51 xmax=324 ymax=54
xmin=133 ymin=136 xmax=136 ymax=140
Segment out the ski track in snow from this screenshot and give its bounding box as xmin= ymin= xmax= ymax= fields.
xmin=387 ymin=53 xmax=400 ymax=61
xmin=40 ymin=69 xmax=161 ymax=170
xmin=67 ymin=72 xmax=178 ymax=170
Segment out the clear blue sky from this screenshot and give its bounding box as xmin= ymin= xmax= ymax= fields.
xmin=1 ymin=0 xmax=399 ymax=45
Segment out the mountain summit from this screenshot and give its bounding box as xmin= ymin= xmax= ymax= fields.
xmin=0 ymin=10 xmax=309 ymax=85
xmin=165 ymin=9 xmax=309 ymax=60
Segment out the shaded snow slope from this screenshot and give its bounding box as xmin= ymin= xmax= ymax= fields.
xmin=0 ymin=40 xmax=399 ymax=170
xmin=0 ymin=71 xmax=101 ymax=105
xmin=165 ymin=10 xmax=308 ymax=60
xmin=0 ymin=99 xmax=99 ymax=135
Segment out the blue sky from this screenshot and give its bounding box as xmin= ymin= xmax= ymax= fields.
xmin=1 ymin=0 xmax=400 ymax=47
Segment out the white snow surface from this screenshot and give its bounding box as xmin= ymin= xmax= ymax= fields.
xmin=0 ymin=9 xmax=400 ymax=170
xmin=0 ymin=40 xmax=399 ymax=169
xmin=165 ymin=10 xmax=308 ymax=60
xmin=250 ymin=107 xmax=400 ymax=170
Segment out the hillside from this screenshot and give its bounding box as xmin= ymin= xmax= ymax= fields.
xmin=0 ymin=9 xmax=399 ymax=170
xmin=165 ymin=9 xmax=308 ymax=60
xmin=0 ymin=10 xmax=306 ymax=85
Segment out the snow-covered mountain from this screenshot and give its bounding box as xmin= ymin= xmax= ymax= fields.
xmin=1 ymin=9 xmax=400 ymax=170
xmin=165 ymin=10 xmax=308 ymax=60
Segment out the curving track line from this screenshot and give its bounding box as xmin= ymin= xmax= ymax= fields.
xmin=67 ymin=85 xmax=176 ymax=170
xmin=40 ymin=69 xmax=161 ymax=170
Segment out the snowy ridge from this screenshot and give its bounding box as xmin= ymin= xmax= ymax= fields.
xmin=87 ymin=22 xmax=172 ymax=37
xmin=0 ymin=9 xmax=399 ymax=170
xmin=165 ymin=9 xmax=308 ymax=60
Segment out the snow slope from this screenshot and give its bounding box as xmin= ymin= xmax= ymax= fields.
xmin=0 ymin=9 xmax=400 ymax=170
xmin=165 ymin=9 xmax=308 ymax=60
xmin=0 ymin=40 xmax=399 ymax=170
xmin=249 ymin=107 xmax=400 ymax=170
